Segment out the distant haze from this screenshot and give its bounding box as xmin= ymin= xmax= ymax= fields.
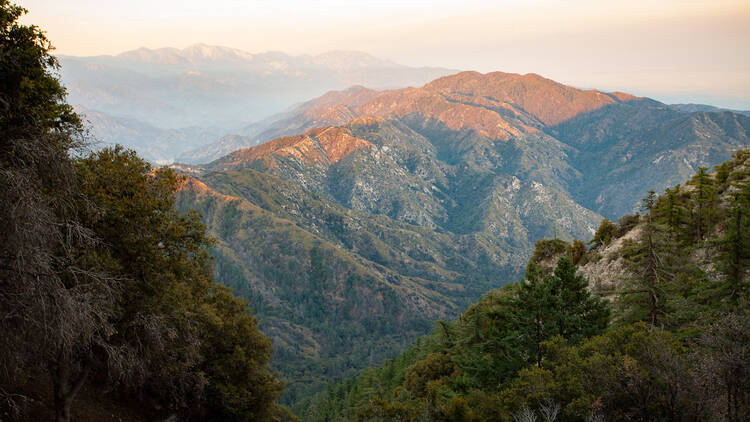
xmin=20 ymin=0 xmax=750 ymax=109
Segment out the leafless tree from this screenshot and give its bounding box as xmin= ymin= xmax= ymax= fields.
xmin=538 ymin=399 xmax=560 ymax=422
xmin=0 ymin=115 xmax=124 ymax=422
xmin=585 ymin=411 xmax=604 ymax=422
xmin=512 ymin=407 xmax=538 ymax=422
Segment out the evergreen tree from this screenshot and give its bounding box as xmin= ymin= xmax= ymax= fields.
xmin=513 ymin=263 xmax=556 ymax=367
xmin=688 ymin=167 xmax=717 ymax=242
xmin=513 ymin=258 xmax=609 ymax=367
xmin=451 ymin=285 xmax=525 ymax=390
xmin=620 ymin=191 xmax=678 ymax=326
xmin=654 ymin=185 xmax=689 ymax=242
xmin=566 ymin=239 xmax=587 ymax=265
xmin=589 ymin=219 xmax=617 ymax=249
xmin=545 ymin=257 xmax=610 ymax=342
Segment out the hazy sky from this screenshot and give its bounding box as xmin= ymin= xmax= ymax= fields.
xmin=19 ymin=0 xmax=750 ymax=108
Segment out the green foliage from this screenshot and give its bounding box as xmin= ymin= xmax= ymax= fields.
xmin=542 ymin=258 xmax=611 ymax=343
xmin=688 ymin=167 xmax=718 ymax=242
xmin=74 ymin=147 xmax=287 ymax=421
xmin=530 ymin=238 xmax=568 ymax=264
xmin=713 ymin=161 xmax=750 ymax=300
xmin=512 ymin=258 xmax=610 ymax=368
xmin=500 ymin=323 xmax=696 ymax=421
xmin=565 ymin=239 xmax=587 ymax=265
xmin=0 ymin=0 xmax=79 ymax=138
xmin=403 ymin=353 xmax=454 ymax=397
xmin=589 ymin=218 xmax=617 ymax=248
xmin=617 ymin=191 xmax=676 ymax=326
xmin=654 ymin=185 xmax=690 ymax=240
xmin=450 ymin=285 xmax=525 ymax=390
xmin=199 ymin=287 xmax=285 ymax=422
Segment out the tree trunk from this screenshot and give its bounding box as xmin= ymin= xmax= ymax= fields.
xmin=53 ymin=359 xmax=90 ymax=422
xmin=646 ymin=212 xmax=658 ymax=326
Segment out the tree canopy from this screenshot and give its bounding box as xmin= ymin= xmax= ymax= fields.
xmin=0 ymin=2 xmax=287 ymax=420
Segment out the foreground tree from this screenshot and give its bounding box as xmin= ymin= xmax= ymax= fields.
xmin=0 ymin=2 xmax=115 ymax=420
xmin=72 ymin=147 xmax=287 ymax=421
xmin=696 ymin=314 xmax=750 ymax=422
xmin=0 ymin=2 xmax=285 ymax=420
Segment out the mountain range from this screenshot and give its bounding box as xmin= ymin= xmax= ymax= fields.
xmin=169 ymin=70 xmax=750 ymax=406
xmin=63 ymin=45 xmax=750 ymax=170
xmin=60 ymin=44 xmax=455 ymax=162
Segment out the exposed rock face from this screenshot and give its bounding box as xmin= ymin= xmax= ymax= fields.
xmin=578 ymin=226 xmax=642 ymax=300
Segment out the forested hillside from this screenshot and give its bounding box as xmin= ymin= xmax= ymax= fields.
xmin=175 ymin=69 xmax=749 ymax=411
xmin=306 ymin=149 xmax=750 ymax=421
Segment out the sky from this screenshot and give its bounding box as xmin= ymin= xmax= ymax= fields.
xmin=19 ymin=0 xmax=750 ymax=109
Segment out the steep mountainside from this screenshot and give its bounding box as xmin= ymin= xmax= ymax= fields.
xmin=173 ymin=71 xmax=749 ymax=412
xmin=204 ymin=116 xmax=600 ymax=239
xmin=550 ymin=105 xmax=750 ymax=216
xmin=671 ymin=103 xmax=750 ymax=116
xmin=175 ymin=169 xmax=530 ymax=404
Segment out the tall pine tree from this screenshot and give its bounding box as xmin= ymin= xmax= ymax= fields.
xmin=688 ymin=167 xmax=717 ymax=242
xmin=620 ymin=191 xmax=677 ymax=326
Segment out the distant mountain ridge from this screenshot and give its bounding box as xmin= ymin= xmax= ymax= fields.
xmin=112 ymin=44 xmax=404 ymax=70
xmin=671 ymin=103 xmax=750 ymax=116
xmin=58 ymin=44 xmax=456 ymax=134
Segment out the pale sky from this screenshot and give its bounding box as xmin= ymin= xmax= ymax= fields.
xmin=19 ymin=0 xmax=750 ymax=109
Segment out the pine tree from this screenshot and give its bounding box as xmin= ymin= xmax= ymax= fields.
xmin=688 ymin=167 xmax=717 ymax=242
xmin=620 ymin=191 xmax=677 ymax=326
xmin=654 ymin=185 xmax=689 ymax=242
xmin=512 ymin=259 xmax=609 ymax=367
xmin=545 ymin=257 xmax=610 ymax=342
xmin=513 ymin=263 xmax=555 ymax=367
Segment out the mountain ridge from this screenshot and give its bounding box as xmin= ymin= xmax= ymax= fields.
xmin=185 ymin=71 xmax=652 ymax=165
